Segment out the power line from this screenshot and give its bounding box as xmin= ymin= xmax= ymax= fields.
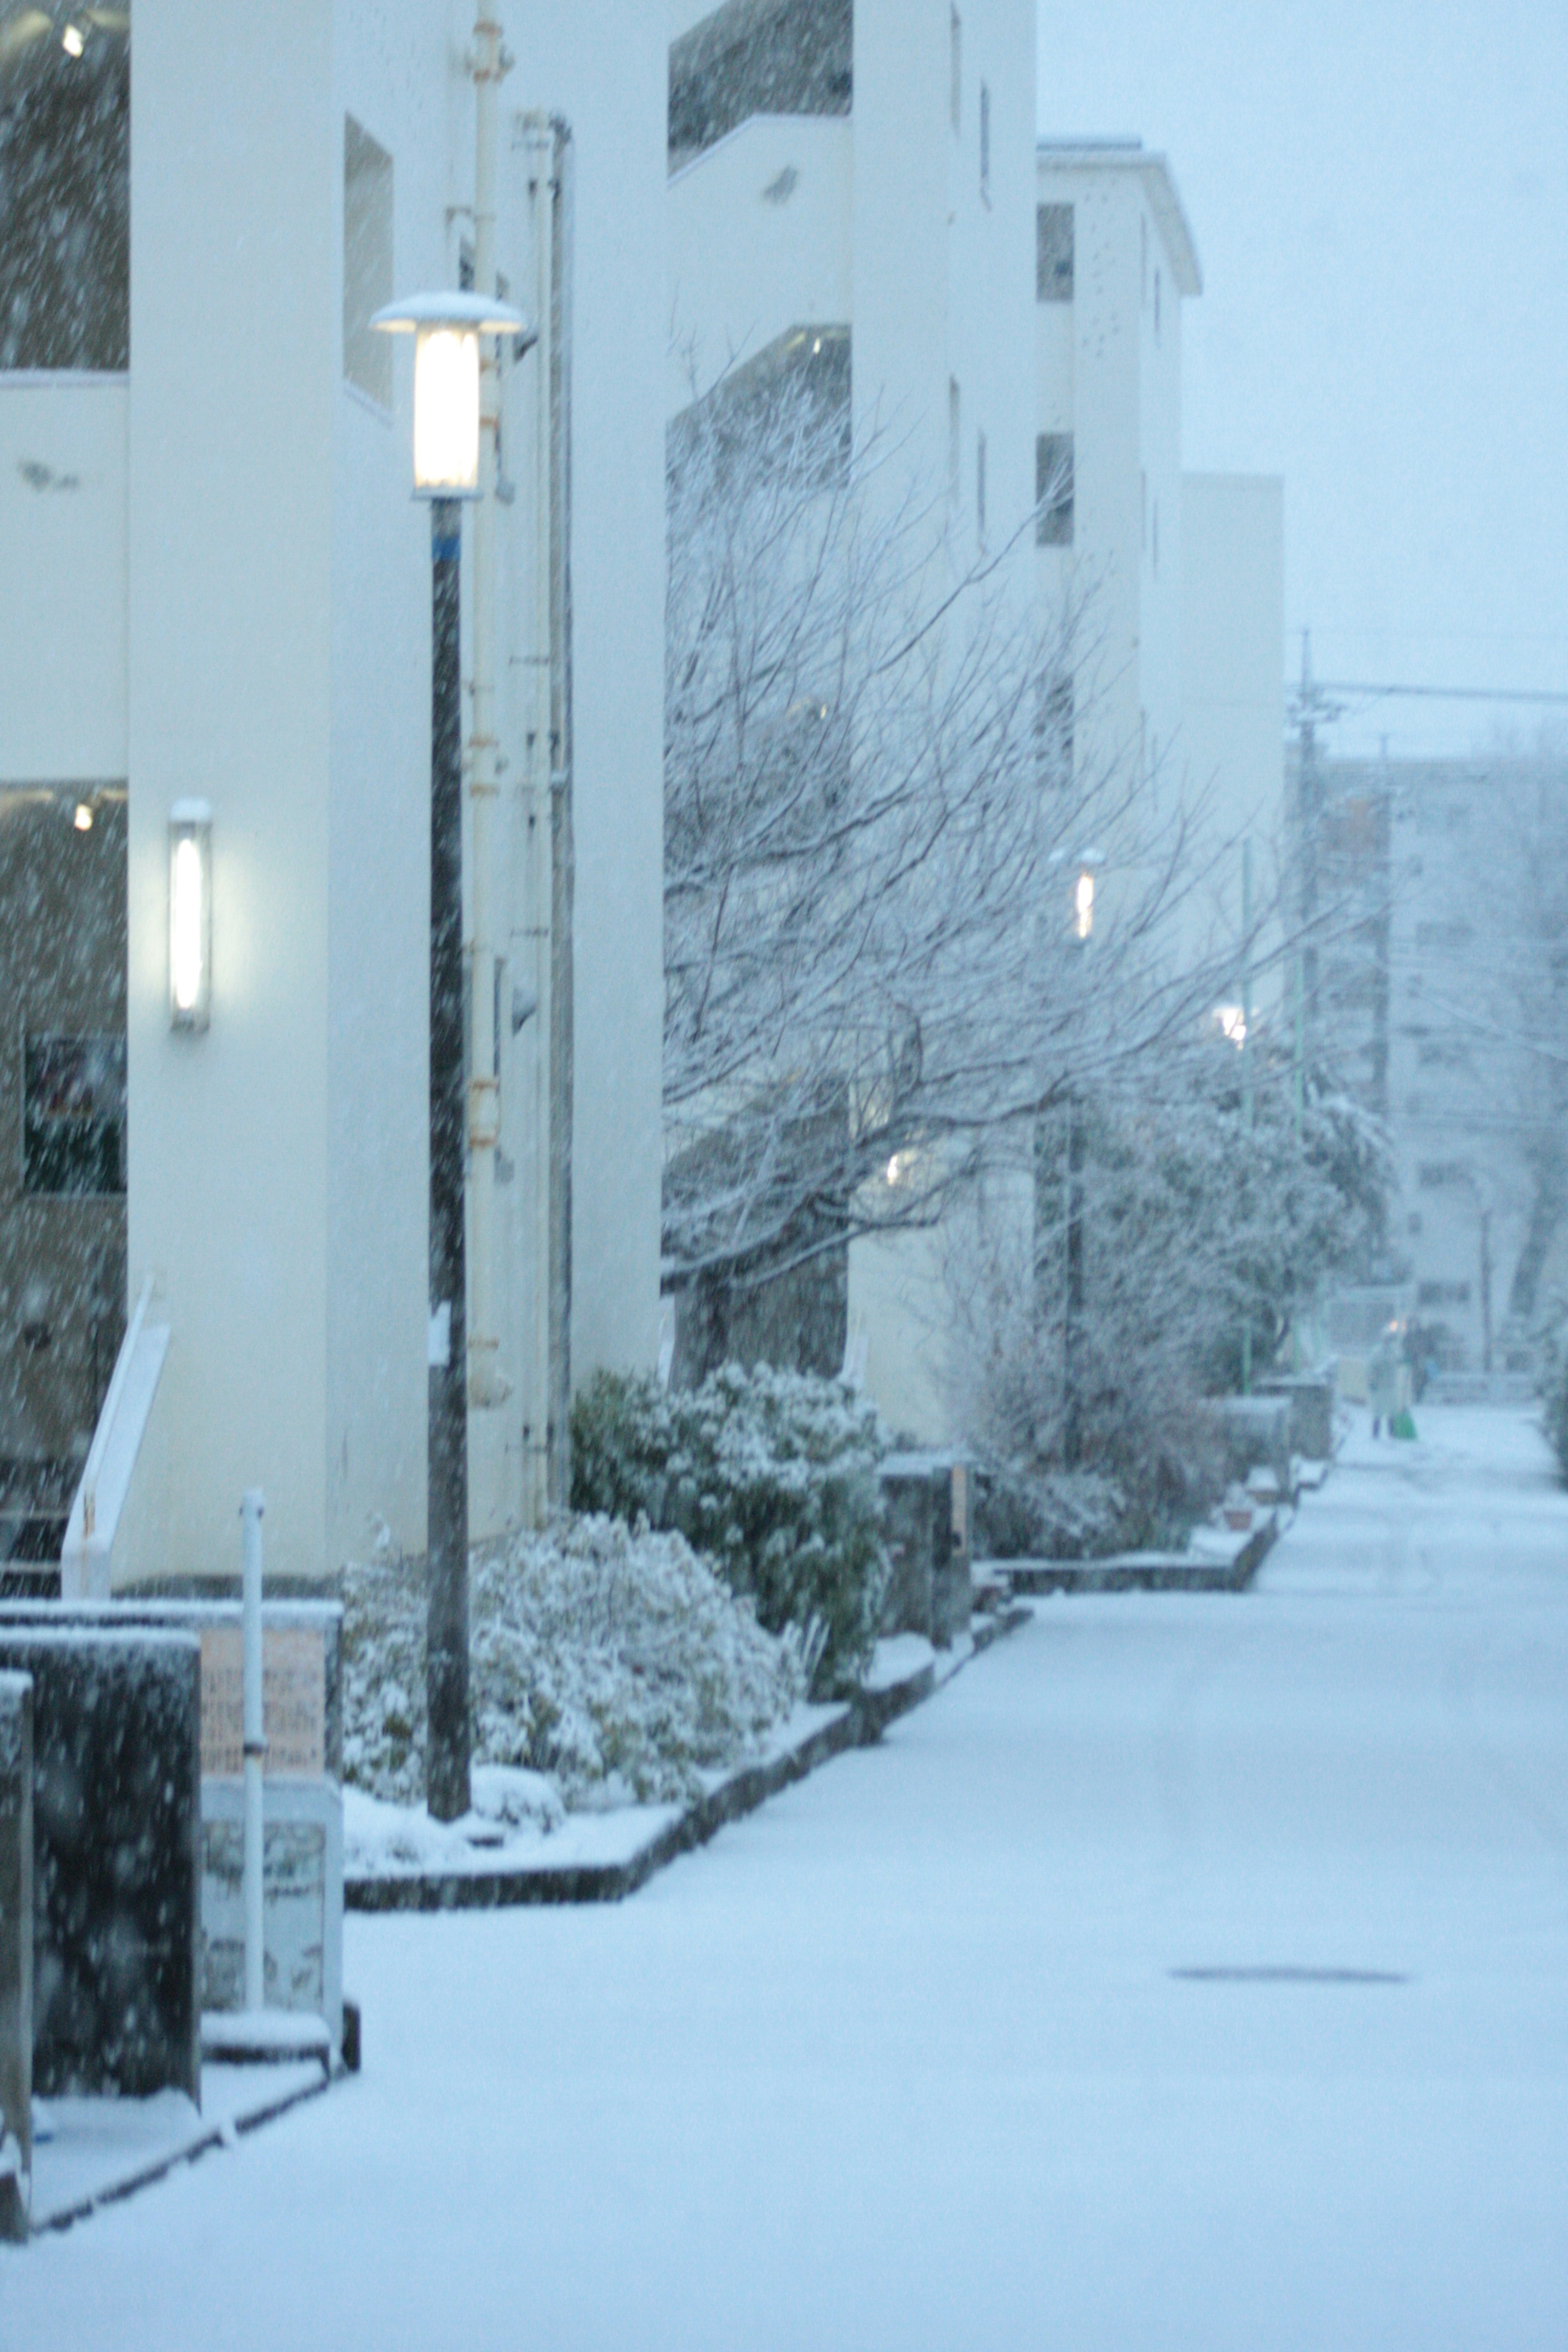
xmin=1316 ymin=679 xmax=1568 ymax=708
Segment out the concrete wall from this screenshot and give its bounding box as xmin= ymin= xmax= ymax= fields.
xmin=0 ymin=380 xmax=127 ymax=783
xmin=1179 ymin=471 xmax=1285 ymax=994
xmin=668 ymin=114 xmax=852 ymax=412
xmin=125 ymin=0 xmax=337 ymax=1584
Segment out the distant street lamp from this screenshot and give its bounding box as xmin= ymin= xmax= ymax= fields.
xmin=374 ymin=288 xmax=525 ymax=1822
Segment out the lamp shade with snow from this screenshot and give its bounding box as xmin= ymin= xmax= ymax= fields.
xmin=168 ymin=799 xmax=212 ymax=1030
xmin=371 ymin=292 xmax=529 ymax=498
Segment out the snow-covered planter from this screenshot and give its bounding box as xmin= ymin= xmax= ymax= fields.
xmin=341 ymin=1515 xmax=802 ymax=1811
xmin=572 ymin=1364 xmax=890 ymax=1691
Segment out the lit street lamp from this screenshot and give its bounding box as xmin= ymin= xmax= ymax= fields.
xmin=374 ymin=289 xmax=526 ymax=1822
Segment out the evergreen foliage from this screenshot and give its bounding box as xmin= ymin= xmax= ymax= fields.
xmin=572 ymin=1364 xmax=890 ymax=1691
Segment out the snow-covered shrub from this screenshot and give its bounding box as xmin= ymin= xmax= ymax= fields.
xmin=572 ymin=1363 xmax=889 ymax=1690
xmin=340 ymin=1514 xmax=802 ymax=1811
xmin=948 ymin=1045 xmax=1394 ymax=1551
xmin=973 ymin=1465 xmax=1129 ymax=1561
xmin=1535 ymin=1291 xmax=1568 ymax=1479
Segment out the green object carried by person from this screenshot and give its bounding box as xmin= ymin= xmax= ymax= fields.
xmin=1390 ymin=1408 xmax=1418 ymax=1441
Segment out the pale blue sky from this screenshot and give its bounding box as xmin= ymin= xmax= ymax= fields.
xmin=1038 ymin=0 xmax=1568 ymax=756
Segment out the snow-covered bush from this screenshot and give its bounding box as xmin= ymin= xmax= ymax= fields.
xmin=340 ymin=1514 xmax=802 ymax=1811
xmin=572 ymin=1363 xmax=889 ymax=1691
xmin=949 ymin=1044 xmax=1394 ymax=1551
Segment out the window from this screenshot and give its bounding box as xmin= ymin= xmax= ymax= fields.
xmin=950 ymin=7 xmax=961 ymax=134
xmin=1036 ymin=204 xmax=1073 ymax=301
xmin=1418 ymin=1162 xmax=1468 ymax=1190
xmin=344 ymin=116 xmax=394 ymax=407
xmin=948 ymin=377 xmax=961 ymax=503
xmin=1416 ymin=920 xmax=1474 ymax=952
xmin=1418 ymin=1280 xmax=1472 ymax=1310
xmin=23 ymin=1035 xmax=125 ymax=1196
xmin=1036 ymin=432 xmax=1073 ymax=545
xmin=976 ymin=429 xmax=987 ymax=548
xmin=1418 ymin=1038 xmax=1469 ymax=1068
xmin=1407 ymin=1212 xmax=1423 ymax=1238
xmin=0 ymin=14 xmax=129 ymax=370
xmin=979 ymin=80 xmax=990 ymax=203
xmin=668 ymin=0 xmax=853 ymax=167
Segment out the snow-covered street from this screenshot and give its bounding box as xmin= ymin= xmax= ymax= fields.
xmin=7 ymin=1406 xmax=1567 ymax=2348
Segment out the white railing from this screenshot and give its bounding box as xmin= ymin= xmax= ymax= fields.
xmin=60 ymin=1276 xmax=170 ymax=1598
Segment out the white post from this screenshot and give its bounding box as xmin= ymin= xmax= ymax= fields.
xmin=240 ymin=1488 xmax=266 ymax=2013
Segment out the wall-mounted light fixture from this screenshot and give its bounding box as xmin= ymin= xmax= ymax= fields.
xmin=370 ymin=291 xmax=527 ymax=498
xmin=168 ymin=799 xmax=212 ymax=1031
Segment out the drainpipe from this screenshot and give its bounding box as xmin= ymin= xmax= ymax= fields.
xmin=514 ymin=110 xmax=555 ymax=1523
xmin=466 ymin=13 xmax=512 ymax=1413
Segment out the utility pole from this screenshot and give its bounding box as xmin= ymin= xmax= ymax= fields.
xmin=427 ymin=490 xmax=470 ymax=1823
xmin=1240 ymin=835 xmax=1254 ymax=1395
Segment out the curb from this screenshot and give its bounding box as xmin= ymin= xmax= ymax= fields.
xmin=29 ymin=2063 xmax=336 ymax=2238
xmin=345 ymin=1602 xmax=1031 ymax=1915
xmin=988 ymin=1512 xmax=1281 ymax=1598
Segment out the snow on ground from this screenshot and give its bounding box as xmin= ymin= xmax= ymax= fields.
xmin=6 ymin=1405 xmax=1566 ymax=2348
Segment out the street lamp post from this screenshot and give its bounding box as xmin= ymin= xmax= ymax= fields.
xmin=374 ymin=289 xmax=525 ymax=1822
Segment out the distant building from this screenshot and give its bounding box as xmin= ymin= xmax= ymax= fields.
xmin=0 ymin=1 xmax=667 ymax=1587
xmin=1294 ymin=750 xmax=1568 ymax=1376
xmin=1034 ymin=141 xmax=1284 ymax=996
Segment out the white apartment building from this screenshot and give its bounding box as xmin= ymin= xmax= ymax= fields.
xmin=1033 ymin=140 xmax=1284 ymax=991
xmin=0 ymin=0 xmax=666 ymax=1587
xmin=1308 ymin=751 xmax=1566 ymax=1379
xmin=668 ymin=0 xmax=1037 ymax=570
xmin=664 ymin=75 xmax=1286 ymax=1441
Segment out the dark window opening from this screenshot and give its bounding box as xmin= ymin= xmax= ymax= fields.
xmin=344 ymin=116 xmax=394 ymax=408
xmin=1036 ymin=431 xmax=1074 ymax=546
xmin=669 ymin=0 xmax=852 ymax=169
xmin=668 ymin=323 xmax=852 ymax=491
xmin=23 ymin=1034 xmax=125 ymax=1197
xmin=0 ymin=13 xmax=129 ymax=371
xmin=1037 ymin=203 xmax=1073 ymax=301
xmin=1418 ymin=1280 xmax=1472 ymax=1309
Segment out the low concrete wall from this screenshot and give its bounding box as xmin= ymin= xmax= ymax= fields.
xmin=880 ymin=1454 xmax=972 ymax=1649
xmin=1254 ymin=1374 xmax=1335 ymax=1461
xmin=1212 ymin=1396 xmax=1292 ymax=1492
xmin=0 ymin=1629 xmax=200 ymax=2100
xmin=0 ymin=1673 xmax=31 ymax=2241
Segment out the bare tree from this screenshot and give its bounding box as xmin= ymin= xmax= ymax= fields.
xmin=945 ymin=1038 xmax=1393 ymax=1546
xmin=664 ymin=361 xmax=1226 ymax=1363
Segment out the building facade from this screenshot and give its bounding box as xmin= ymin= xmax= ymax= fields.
xmin=0 ymin=0 xmax=666 ymax=1586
